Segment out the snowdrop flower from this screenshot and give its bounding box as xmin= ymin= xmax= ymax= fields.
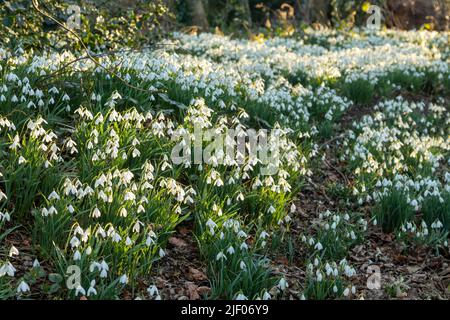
xmin=343 ymin=288 xmax=350 ymax=297
xmin=0 ymin=262 xmax=16 ymax=277
xmin=216 ymin=251 xmax=227 ymax=261
xmin=147 ymin=285 xmax=159 ymax=297
xmin=87 ymin=280 xmax=97 ymax=296
xmin=73 ymin=250 xmax=82 ymax=261
xmin=227 ymin=246 xmax=235 ymax=255
xmin=237 ymin=230 xmax=247 ymax=238
xmin=159 ymin=248 xmax=166 ymax=258
xmin=316 ymin=271 xmax=323 ymax=282
xmin=314 ymin=258 xmax=319 ymax=266
xmin=125 ymin=237 xmax=133 ymax=246
xmin=239 ymin=261 xmax=247 ymax=270
xmin=48 ymin=191 xmax=60 ymax=200
xmin=259 ymin=231 xmax=269 ymax=239
xmin=262 ymin=291 xmax=271 ymax=300
xmin=206 ymin=218 xmax=217 ymax=229
xmin=278 ymin=278 xmax=288 ymax=291
xmin=91 ymin=207 xmax=101 ymax=218
xmin=9 ymin=246 xmax=19 ymax=257
xmin=119 ymin=207 xmax=128 ymax=217
xmin=431 ymin=220 xmax=443 ymax=229
xmin=120 ymin=274 xmax=129 ymax=284
xmin=70 ymin=236 xmax=80 ymax=248
xmin=290 ymin=203 xmax=296 ymax=213
xmin=97 ymin=267 xmax=107 ymax=278
xmin=235 ymin=293 xmax=248 ymax=300
xmin=75 ymin=285 xmax=86 ymax=296
xmin=17 ymin=281 xmax=30 ymax=293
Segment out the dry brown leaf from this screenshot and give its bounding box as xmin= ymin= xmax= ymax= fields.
xmin=186 ymin=282 xmax=200 ymax=300
xmin=169 ymin=236 xmax=187 ymax=248
xmin=197 ymin=286 xmax=211 ymax=297
xmin=188 ymin=267 xmax=207 ymax=281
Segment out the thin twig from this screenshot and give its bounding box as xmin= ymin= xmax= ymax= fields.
xmin=323 ymin=158 xmax=350 ymax=186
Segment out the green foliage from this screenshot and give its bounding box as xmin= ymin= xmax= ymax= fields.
xmin=373 ymin=189 xmax=415 ymax=233
xmin=422 ymin=193 xmax=450 ymax=232
xmin=341 ymin=79 xmax=374 ymax=105
xmin=302 ymin=211 xmax=367 ymax=261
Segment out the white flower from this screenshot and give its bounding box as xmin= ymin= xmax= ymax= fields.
xmin=259 ymin=231 xmax=269 ymax=239
xmin=278 ymin=278 xmax=288 ymax=291
xmin=73 ymin=250 xmax=82 ymax=261
xmin=9 ymin=246 xmax=19 ymax=257
xmin=125 ymin=237 xmax=133 ymax=246
xmin=0 ymin=262 xmax=16 ymax=277
xmin=226 ymin=246 xmax=235 ymax=255
xmin=48 ymin=191 xmax=60 ymax=200
xmin=17 ymin=281 xmax=30 ymax=293
xmin=147 ymin=285 xmax=159 ymax=297
xmin=343 ymin=288 xmax=350 ymax=297
xmin=75 ymin=285 xmax=86 ymax=296
xmin=91 ymin=207 xmax=101 ymax=218
xmin=70 ymin=236 xmax=80 ymax=248
xmin=33 ymin=259 xmax=40 ymax=268
xmin=316 ymin=271 xmax=323 ymax=282
xmin=87 ymin=286 xmax=97 ymax=296
xmin=206 ymin=218 xmax=217 ymax=229
xmin=87 ymin=281 xmax=97 ymax=296
xmin=290 ymin=203 xmax=296 ymax=213
xmin=120 ymin=274 xmax=129 ymax=284
xmin=216 ymin=251 xmax=227 ymax=261
xmin=235 ymin=293 xmax=248 ymax=300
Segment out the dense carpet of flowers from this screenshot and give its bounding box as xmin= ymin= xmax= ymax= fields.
xmin=0 ymin=29 xmax=449 ymax=299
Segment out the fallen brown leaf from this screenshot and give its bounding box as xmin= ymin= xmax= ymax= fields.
xmin=169 ymin=237 xmax=187 ymax=248
xmin=186 ymin=282 xmax=200 ymax=300
xmin=188 ymin=267 xmax=207 ymax=281
xmin=197 ymin=286 xmax=211 ymax=297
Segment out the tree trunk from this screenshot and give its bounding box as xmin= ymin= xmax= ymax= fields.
xmin=299 ymin=0 xmax=331 ymax=25
xmin=242 ymin=0 xmax=253 ymax=27
xmin=187 ymin=0 xmax=209 ymax=31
